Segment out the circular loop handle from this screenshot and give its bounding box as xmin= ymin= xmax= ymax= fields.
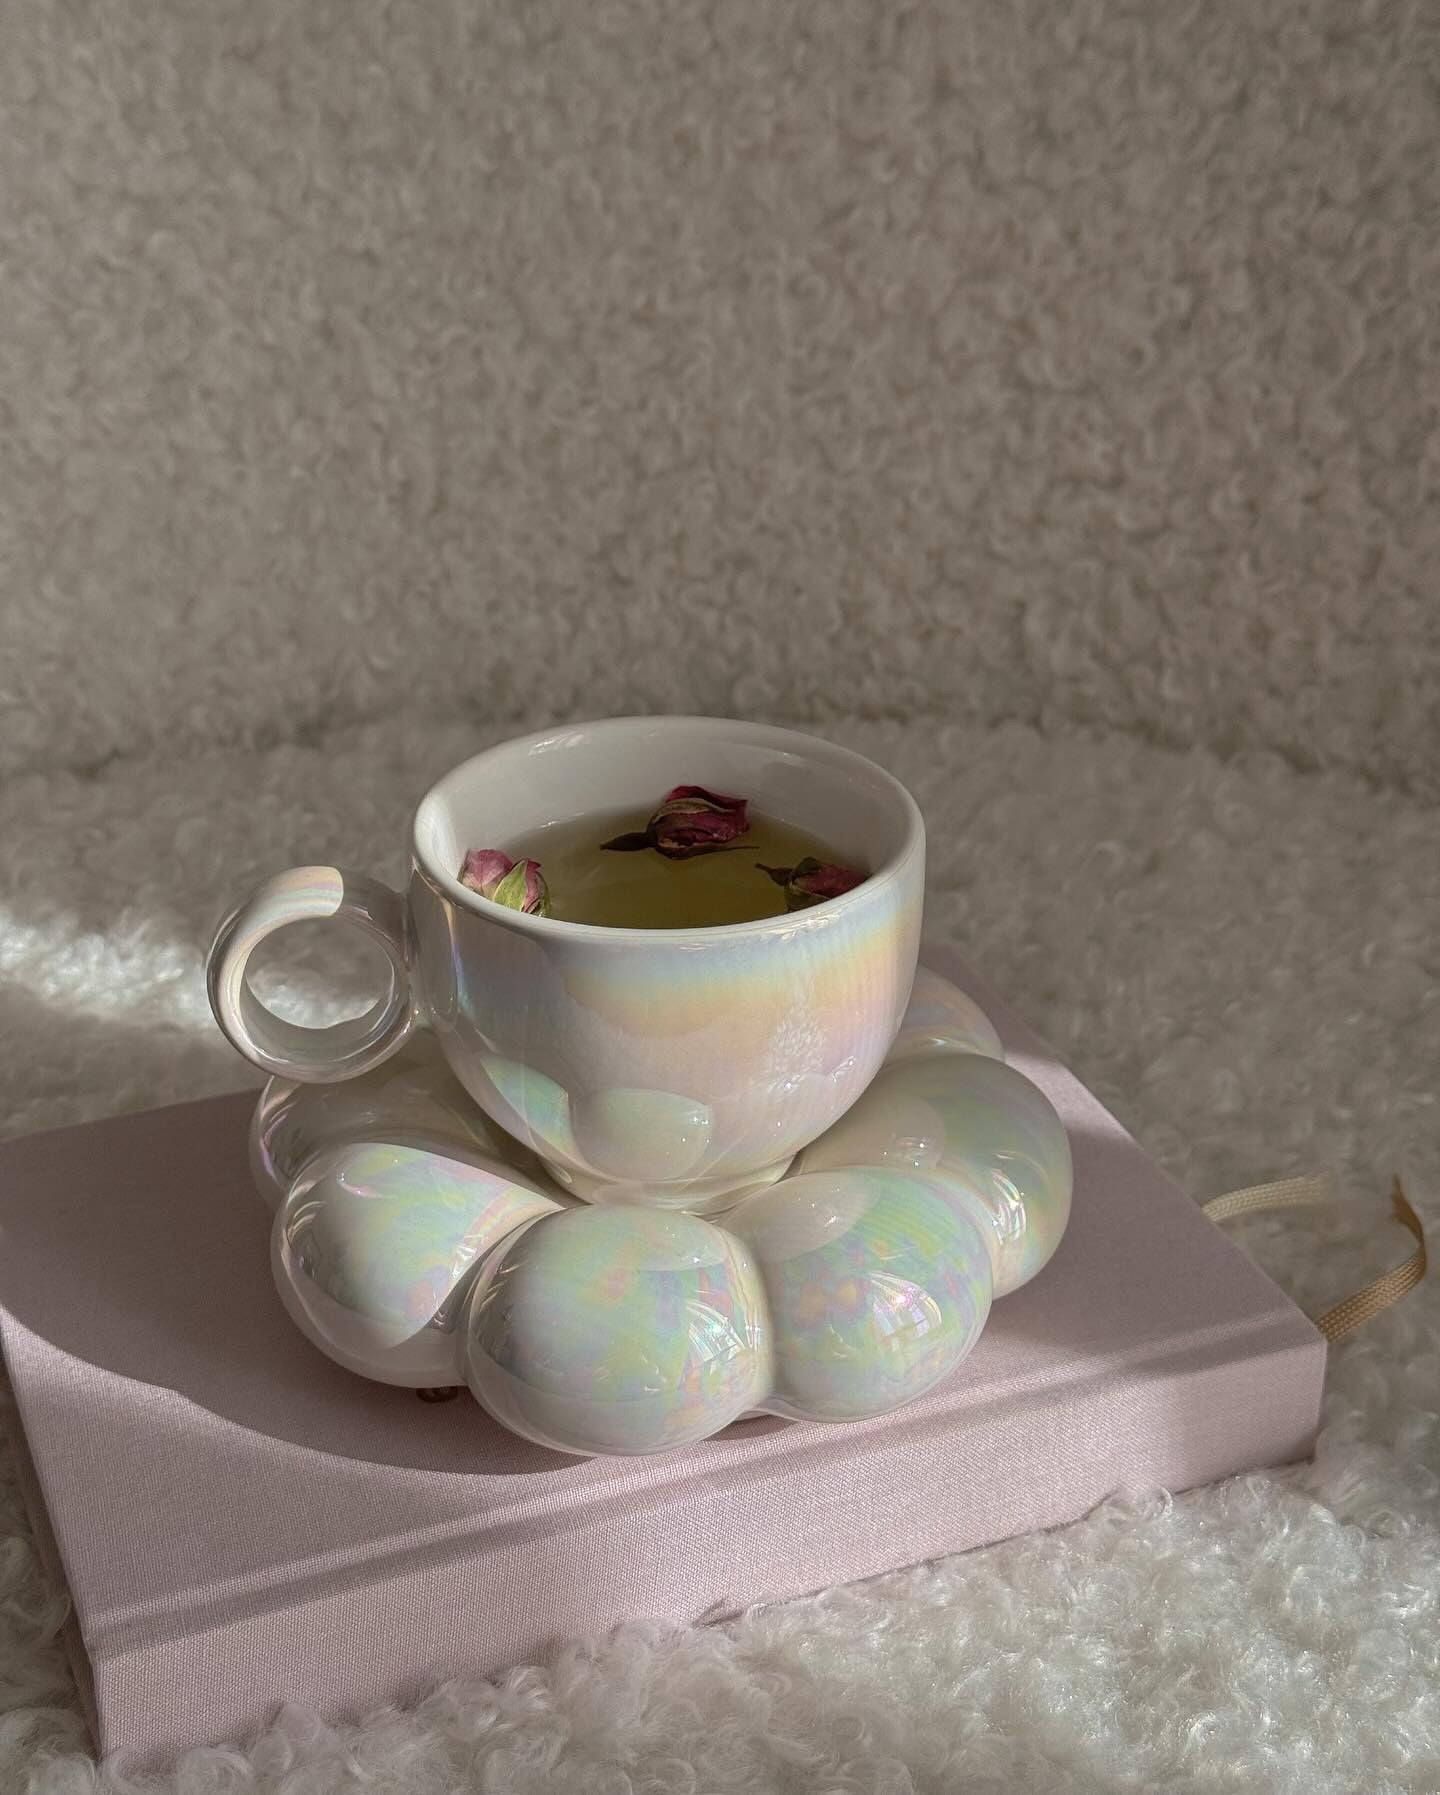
xmin=206 ymin=866 xmax=416 ymax=1083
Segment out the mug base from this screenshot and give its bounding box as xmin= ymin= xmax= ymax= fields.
xmin=537 ymin=1152 xmax=795 ymax=1215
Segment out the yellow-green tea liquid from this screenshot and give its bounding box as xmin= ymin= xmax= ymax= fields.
xmin=506 ymin=808 xmax=856 ymax=928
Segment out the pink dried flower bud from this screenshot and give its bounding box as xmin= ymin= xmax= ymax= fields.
xmin=460 ymin=849 xmax=515 ymax=896
xmin=459 ymin=850 xmax=551 ymax=916
xmin=757 ymin=857 xmax=865 ymax=912
xmin=602 ymin=785 xmax=750 ymax=859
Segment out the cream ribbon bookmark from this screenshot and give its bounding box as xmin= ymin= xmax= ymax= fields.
xmin=1203 ymin=1175 xmax=1427 ymax=1344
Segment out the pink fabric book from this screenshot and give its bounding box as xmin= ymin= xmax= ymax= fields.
xmin=0 ymin=952 xmax=1325 ymax=1766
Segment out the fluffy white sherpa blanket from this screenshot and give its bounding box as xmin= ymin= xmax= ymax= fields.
xmin=0 ymin=714 xmax=1434 ymax=1793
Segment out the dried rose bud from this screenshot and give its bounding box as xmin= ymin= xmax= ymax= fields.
xmin=602 ymin=786 xmax=750 ymax=859
xmin=758 ymin=857 xmax=865 ymax=912
xmin=459 ymin=849 xmax=551 ymax=916
xmin=460 ymin=849 xmax=514 ymax=896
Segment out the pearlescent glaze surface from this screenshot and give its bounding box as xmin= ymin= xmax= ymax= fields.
xmin=252 ymin=1031 xmax=544 ymax=1212
xmin=477 ymin=1056 xmax=580 ymax=1169
xmin=887 ymin=965 xmax=1004 ymax=1064
xmin=463 ymin=1206 xmax=771 ymax=1455
xmin=211 ymin=719 xmax=926 ymax=1208
xmin=726 ymin=1168 xmax=993 ymax=1421
xmin=274 ymin=1141 xmax=562 ymax=1385
xmin=417 ymin=869 xmax=922 ymax=1207
xmin=209 ymin=866 xmax=416 ymax=1081
xmin=250 ymin=964 xmax=1075 ymax=1453
xmin=798 ymin=1054 xmax=1072 ymax=1296
xmin=569 ymin=1087 xmax=714 ymax=1184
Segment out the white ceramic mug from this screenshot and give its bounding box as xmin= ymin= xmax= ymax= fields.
xmin=208 ymin=717 xmax=925 ymax=1209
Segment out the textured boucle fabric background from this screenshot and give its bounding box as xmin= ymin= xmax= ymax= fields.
xmin=1 ymin=1 xmax=1438 ymax=1791
xmin=2 ymin=0 xmax=1438 ymax=791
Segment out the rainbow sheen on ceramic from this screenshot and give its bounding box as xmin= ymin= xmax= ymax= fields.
xmin=249 ymin=964 xmax=1077 ymax=1455
xmin=726 ymin=1167 xmax=993 ymax=1421
xmin=274 ymin=1141 xmax=563 ymax=1385
xmin=208 ymin=865 xmax=416 ymax=1082
xmin=569 ymin=1087 xmax=715 ymax=1185
xmin=210 ymin=718 xmax=925 ymax=1211
xmin=798 ymin=1054 xmax=1072 ymax=1296
xmin=252 ymin=1031 xmax=545 ymax=1213
xmin=887 ymin=965 xmax=1004 ymax=1064
xmin=462 ymin=1205 xmax=771 ymax=1454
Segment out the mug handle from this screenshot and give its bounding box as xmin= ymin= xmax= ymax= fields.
xmin=206 ymin=866 xmax=416 ymax=1083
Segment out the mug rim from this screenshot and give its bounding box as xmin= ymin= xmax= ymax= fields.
xmin=411 ymin=714 xmax=925 ymax=944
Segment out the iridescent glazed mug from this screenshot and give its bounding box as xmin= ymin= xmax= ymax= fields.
xmin=208 ymin=717 xmax=925 ymax=1212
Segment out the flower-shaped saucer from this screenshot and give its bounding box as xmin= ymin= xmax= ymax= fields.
xmin=252 ymin=968 xmax=1072 ymax=1457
